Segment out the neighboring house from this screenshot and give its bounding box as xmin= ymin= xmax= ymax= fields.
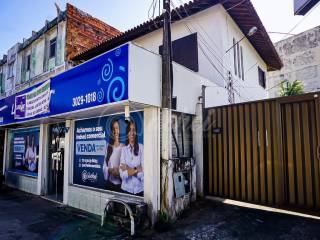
xmin=0 ymin=3 xmax=120 ymax=98
xmin=73 ymin=0 xmax=282 ymax=107
xmin=0 ymin=56 xmax=7 ymax=95
xmin=267 ymin=25 xmax=320 ymax=98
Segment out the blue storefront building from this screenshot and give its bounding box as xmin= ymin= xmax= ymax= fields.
xmin=0 ymin=42 xmax=202 ymax=224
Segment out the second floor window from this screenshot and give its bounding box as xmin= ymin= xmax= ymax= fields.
xmin=258 ymin=66 xmax=266 ymax=89
xmin=233 ymin=38 xmax=245 ymax=81
xmin=26 ymin=54 xmax=31 ymax=71
xmin=0 ymin=71 xmax=4 ymax=94
xmin=49 ymin=38 xmax=57 ymax=59
xmin=8 ymin=62 xmax=14 ymax=78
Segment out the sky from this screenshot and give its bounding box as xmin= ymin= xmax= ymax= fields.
xmin=0 ymin=0 xmax=319 ymax=56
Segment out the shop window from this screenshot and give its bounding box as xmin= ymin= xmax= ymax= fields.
xmin=258 ymin=66 xmax=266 ymax=88
xmin=9 ymin=127 xmax=40 ymax=177
xmin=171 ymin=113 xmax=193 ymax=158
xmin=73 ymin=112 xmax=144 ymax=197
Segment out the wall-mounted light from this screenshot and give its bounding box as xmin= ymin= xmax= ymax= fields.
xmin=225 ymin=26 xmax=258 ymax=53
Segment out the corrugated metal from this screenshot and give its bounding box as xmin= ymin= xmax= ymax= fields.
xmin=204 ymin=92 xmax=320 ymax=210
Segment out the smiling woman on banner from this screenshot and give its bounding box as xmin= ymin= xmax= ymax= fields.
xmin=24 ymin=135 xmax=37 ymax=172
xmin=103 ymin=119 xmax=123 ymax=192
xmin=119 ymin=119 xmax=144 ymax=196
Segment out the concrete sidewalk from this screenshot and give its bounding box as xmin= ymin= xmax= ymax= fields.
xmin=148 ymin=200 xmax=320 ymax=240
xmin=1 ymin=186 xmax=320 ymax=239
xmin=0 ymin=187 xmax=128 ymax=240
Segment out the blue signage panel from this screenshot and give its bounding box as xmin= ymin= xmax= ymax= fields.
xmin=10 ymin=127 xmax=40 ymax=177
xmin=73 ymin=112 xmax=144 ymax=196
xmin=0 ymin=44 xmax=129 ymax=126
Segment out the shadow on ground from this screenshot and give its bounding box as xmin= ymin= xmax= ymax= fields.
xmin=0 ymin=187 xmax=129 ymax=240
xmin=1 ymin=186 xmax=320 ymax=239
xmin=145 ymin=200 xmax=320 ymax=240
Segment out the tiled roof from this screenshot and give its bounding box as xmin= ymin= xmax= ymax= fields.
xmin=72 ymin=0 xmax=282 ymax=70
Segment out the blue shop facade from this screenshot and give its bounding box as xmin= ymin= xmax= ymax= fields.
xmin=0 ymin=42 xmax=202 ymax=222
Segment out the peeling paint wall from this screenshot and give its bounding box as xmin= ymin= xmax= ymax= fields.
xmin=0 ymin=3 xmax=119 ymax=98
xmin=267 ymin=26 xmax=320 ymax=97
xmin=5 ymin=43 xmax=20 ymax=96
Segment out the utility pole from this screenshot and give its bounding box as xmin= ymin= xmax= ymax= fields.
xmin=161 ymin=0 xmax=173 ymax=216
xmin=227 ymin=70 xmax=234 ymax=104
xmin=162 ymin=0 xmax=173 ymax=109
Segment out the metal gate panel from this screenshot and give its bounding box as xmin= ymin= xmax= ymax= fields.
xmin=204 ymin=92 xmax=320 ymax=211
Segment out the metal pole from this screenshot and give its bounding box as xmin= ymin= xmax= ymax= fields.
xmin=162 ymin=0 xmax=172 ymax=109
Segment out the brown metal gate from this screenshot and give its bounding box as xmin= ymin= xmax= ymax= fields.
xmin=204 ymin=92 xmax=320 ymax=210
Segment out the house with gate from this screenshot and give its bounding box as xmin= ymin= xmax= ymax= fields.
xmin=1 ymin=0 xmax=282 ymax=225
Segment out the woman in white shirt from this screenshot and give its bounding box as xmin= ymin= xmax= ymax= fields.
xmin=119 ymin=119 xmax=144 ymax=196
xmin=24 ymin=135 xmax=37 ymax=172
xmin=103 ymin=119 xmax=123 ymax=192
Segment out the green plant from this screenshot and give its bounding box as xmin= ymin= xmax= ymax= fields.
xmin=155 ymin=211 xmax=171 ymax=232
xmin=279 ymin=80 xmax=304 ymax=96
xmin=158 ymin=211 xmax=170 ymax=224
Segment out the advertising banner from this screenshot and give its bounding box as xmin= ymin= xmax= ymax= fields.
xmin=73 ymin=111 xmax=144 ymax=196
xmin=11 ymin=127 xmax=40 ymax=177
xmin=0 ymin=44 xmax=129 ymax=126
xmin=14 ymin=80 xmax=50 ymax=119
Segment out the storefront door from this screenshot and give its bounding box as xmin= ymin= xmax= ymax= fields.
xmin=47 ymin=123 xmax=65 ymax=202
xmin=0 ymin=130 xmax=4 ymax=174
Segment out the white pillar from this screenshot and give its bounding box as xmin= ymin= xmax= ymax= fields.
xmin=193 ymin=102 xmax=204 ymax=197
xmin=63 ymin=120 xmax=74 ymax=205
xmin=2 ymin=129 xmax=8 ymax=175
xmin=143 ymin=107 xmax=160 ymax=225
xmin=161 ymin=108 xmax=175 ymax=217
xmin=38 ymin=124 xmax=49 ymax=195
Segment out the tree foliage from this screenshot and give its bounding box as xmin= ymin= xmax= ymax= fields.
xmin=279 ymin=80 xmax=304 ymax=97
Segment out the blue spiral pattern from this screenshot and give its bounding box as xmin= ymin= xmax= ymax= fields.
xmin=101 ymin=58 xmax=113 ymax=82
xmin=107 ymin=77 xmax=125 ymax=103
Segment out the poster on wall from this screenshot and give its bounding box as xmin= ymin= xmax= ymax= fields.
xmin=73 ymin=112 xmax=144 ymax=196
xmin=14 ymin=80 xmax=51 ymax=119
xmin=11 ymin=128 xmax=40 ymax=177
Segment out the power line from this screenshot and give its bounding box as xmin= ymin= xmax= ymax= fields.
xmin=225 ymin=0 xmax=248 ymax=11
xmin=268 ymin=31 xmax=296 ymax=36
xmin=170 ymin=1 xmax=228 ymax=87
xmin=171 ymin=0 xmax=258 ymax=102
xmin=281 ymin=1 xmax=320 ymax=40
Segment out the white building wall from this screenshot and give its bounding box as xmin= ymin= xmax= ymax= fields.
xmin=267 ymin=25 xmax=320 ymax=98
xmin=133 ymin=4 xmax=268 ymax=108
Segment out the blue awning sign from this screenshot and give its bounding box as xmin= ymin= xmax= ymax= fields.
xmin=0 ymin=44 xmax=129 ymax=126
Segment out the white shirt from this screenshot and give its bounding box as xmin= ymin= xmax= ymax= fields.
xmin=25 ymin=146 xmax=36 ymax=171
xmin=119 ymin=144 xmax=144 ymax=195
xmin=103 ymin=144 xmax=123 ymax=185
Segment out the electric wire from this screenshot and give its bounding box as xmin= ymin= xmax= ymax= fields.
xmin=171 ymin=0 xmax=259 ymax=101
xmin=225 ymin=0 xmax=248 ymax=11
xmin=281 ymin=1 xmax=320 ymax=40
xmin=172 ymin=0 xmax=254 ymax=102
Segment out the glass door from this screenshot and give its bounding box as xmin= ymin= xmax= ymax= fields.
xmin=47 ymin=123 xmax=65 ymax=202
